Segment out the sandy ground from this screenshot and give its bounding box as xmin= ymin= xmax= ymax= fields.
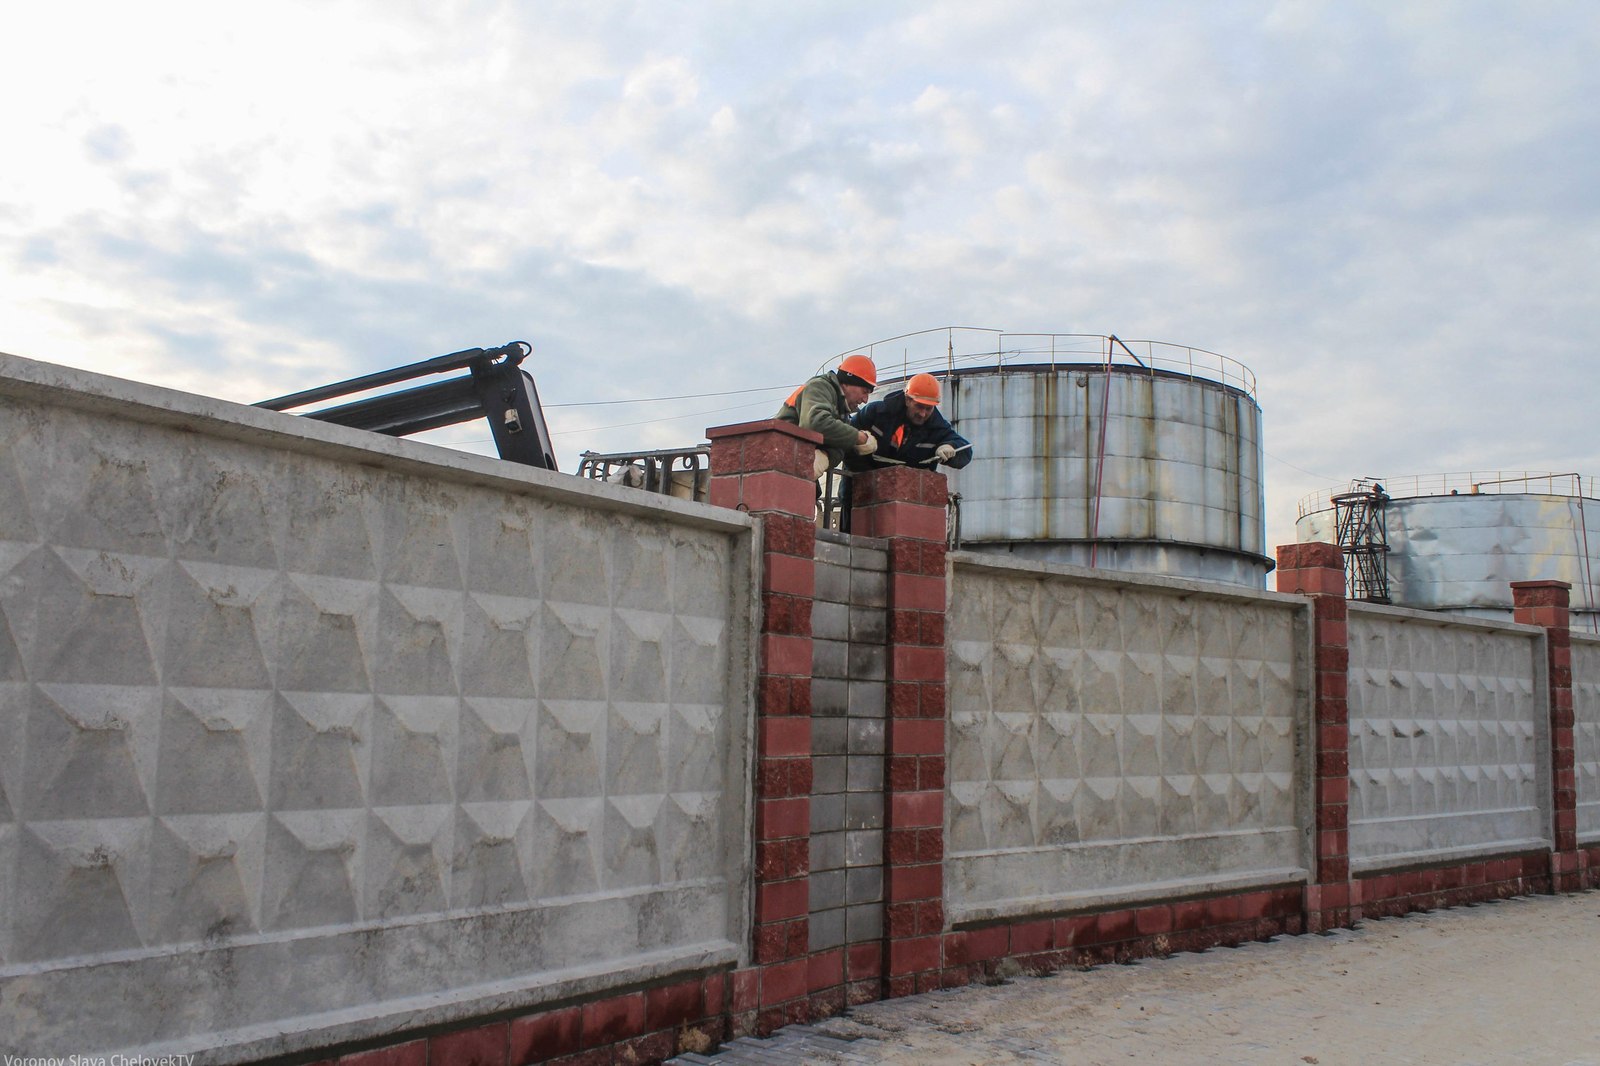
xmin=801 ymin=892 xmax=1600 ymax=1065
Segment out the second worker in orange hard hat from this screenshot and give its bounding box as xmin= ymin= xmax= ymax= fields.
xmin=776 ymin=353 xmax=882 ymax=478
xmin=845 ymin=371 xmax=972 ymax=473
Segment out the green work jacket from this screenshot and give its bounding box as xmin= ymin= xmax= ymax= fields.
xmin=776 ymin=372 xmax=859 ymax=465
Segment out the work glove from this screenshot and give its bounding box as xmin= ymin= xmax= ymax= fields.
xmin=812 ymin=450 xmax=831 ymax=479
xmin=854 ymin=434 xmax=878 ymax=456
xmin=934 ymin=444 xmax=957 ymax=463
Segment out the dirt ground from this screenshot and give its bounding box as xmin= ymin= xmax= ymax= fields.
xmin=788 ymin=891 xmax=1600 ymax=1065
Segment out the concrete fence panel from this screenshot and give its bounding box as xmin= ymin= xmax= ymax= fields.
xmin=1346 ymin=603 xmax=1550 ymax=871
xmin=1574 ymin=633 xmax=1600 ymax=845
xmin=0 ymin=354 xmax=758 ymax=1061
xmin=944 ymin=555 xmax=1313 ymax=924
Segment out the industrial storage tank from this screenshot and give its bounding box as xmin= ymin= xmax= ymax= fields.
xmin=857 ymin=330 xmax=1269 ymax=587
xmin=1296 ymin=473 xmax=1600 ymax=628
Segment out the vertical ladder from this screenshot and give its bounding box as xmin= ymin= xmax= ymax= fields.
xmin=1332 ymin=482 xmax=1390 ymax=603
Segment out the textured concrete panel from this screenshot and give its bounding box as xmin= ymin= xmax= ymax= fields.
xmin=0 ymin=353 xmax=756 ymax=1061
xmin=1569 ymin=634 xmax=1600 ymax=843
xmin=1347 ymin=604 xmax=1551 ymax=869
xmin=946 ymin=554 xmax=1312 ymax=923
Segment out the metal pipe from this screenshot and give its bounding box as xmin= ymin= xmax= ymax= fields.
xmin=255 ymin=342 xmax=527 ymax=411
xmin=1576 ymin=493 xmax=1599 ymax=632
xmin=1108 ymin=333 xmax=1147 ymax=368
xmin=1088 ymin=340 xmax=1114 ymax=568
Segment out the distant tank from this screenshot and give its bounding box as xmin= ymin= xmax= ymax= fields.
xmin=1296 ymin=472 xmax=1600 ymax=627
xmin=858 ymin=330 xmax=1269 ymax=587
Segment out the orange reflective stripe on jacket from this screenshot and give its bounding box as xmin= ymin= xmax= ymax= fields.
xmin=786 ymin=386 xmax=803 ymax=407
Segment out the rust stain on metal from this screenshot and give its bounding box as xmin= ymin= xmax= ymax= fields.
xmin=1223 ymin=394 xmax=1243 ymax=547
xmin=1038 ymin=372 xmax=1057 ymax=540
xmin=1134 ymin=376 xmax=1156 ymax=540
xmin=1088 ymin=372 xmax=1100 ymax=541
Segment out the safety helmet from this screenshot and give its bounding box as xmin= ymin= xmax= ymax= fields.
xmin=837 ymin=353 xmax=878 ymax=388
xmin=905 ymin=373 xmax=941 ymax=406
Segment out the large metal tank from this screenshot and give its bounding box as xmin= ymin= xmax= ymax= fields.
xmin=866 ymin=333 xmax=1268 ymax=587
xmin=1296 ymin=473 xmax=1600 ymax=626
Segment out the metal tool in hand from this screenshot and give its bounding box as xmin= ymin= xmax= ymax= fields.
xmin=870 ymin=442 xmax=970 ymax=466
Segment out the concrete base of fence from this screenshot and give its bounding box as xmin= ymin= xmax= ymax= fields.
xmin=1354 ymin=852 xmax=1552 ymax=921
xmin=298 ymin=885 xmax=1314 ymax=1065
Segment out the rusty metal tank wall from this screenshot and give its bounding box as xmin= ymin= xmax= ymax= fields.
xmin=913 ymin=363 xmax=1269 ymax=587
xmin=1297 ymin=492 xmax=1600 ymax=623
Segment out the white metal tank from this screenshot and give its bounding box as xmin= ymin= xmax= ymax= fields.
xmin=857 ymin=330 xmax=1269 ymax=587
xmin=1296 ymin=473 xmax=1600 ymax=626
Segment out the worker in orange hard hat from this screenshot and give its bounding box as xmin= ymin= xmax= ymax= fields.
xmin=831 ymin=370 xmax=968 ymax=531
xmin=846 ymin=371 xmax=972 ymax=472
xmin=776 ymin=353 xmax=881 ymax=478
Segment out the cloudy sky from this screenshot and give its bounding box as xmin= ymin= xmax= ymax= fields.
xmin=4 ymin=0 xmax=1598 ymax=566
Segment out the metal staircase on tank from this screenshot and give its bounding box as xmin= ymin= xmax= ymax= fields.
xmin=1332 ymin=480 xmax=1391 ymax=603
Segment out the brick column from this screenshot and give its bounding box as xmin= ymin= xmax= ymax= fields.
xmin=1512 ymin=580 xmax=1579 ymax=892
xmin=1275 ymin=542 xmax=1354 ymax=930
xmin=707 ymin=420 xmax=819 ymax=1031
xmin=851 ymin=466 xmax=949 ymax=997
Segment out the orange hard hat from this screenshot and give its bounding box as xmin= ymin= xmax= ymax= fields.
xmin=837 ymin=353 xmax=878 ymax=387
xmin=905 ymin=373 xmax=941 ymax=406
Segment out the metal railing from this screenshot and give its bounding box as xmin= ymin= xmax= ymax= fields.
xmin=827 ymin=326 xmax=1256 ymax=399
xmin=1298 ymin=472 xmax=1600 ymax=518
xmin=576 ymin=445 xmax=711 ymax=501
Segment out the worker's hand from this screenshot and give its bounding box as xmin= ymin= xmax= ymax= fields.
xmin=812 ymin=450 xmax=830 ymax=479
xmin=857 ymin=430 xmax=871 ymax=445
xmin=855 ymin=434 xmax=878 ymax=456
xmin=934 ymin=444 xmax=957 ymax=463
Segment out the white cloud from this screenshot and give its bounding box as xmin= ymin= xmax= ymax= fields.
xmin=4 ymin=1 xmax=1599 ymax=571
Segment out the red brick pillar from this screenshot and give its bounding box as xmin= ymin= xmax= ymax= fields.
xmin=707 ymin=420 xmax=819 ymax=1031
xmin=852 ymin=466 xmax=949 ymax=997
xmin=1512 ymin=580 xmax=1579 ymax=892
xmin=1276 ymin=542 xmax=1353 ymax=930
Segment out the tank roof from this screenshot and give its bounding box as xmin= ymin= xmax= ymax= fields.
xmin=1299 ymin=472 xmax=1600 ymax=518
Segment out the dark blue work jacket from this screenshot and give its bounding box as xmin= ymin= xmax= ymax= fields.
xmin=845 ymin=391 xmax=973 ymax=471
